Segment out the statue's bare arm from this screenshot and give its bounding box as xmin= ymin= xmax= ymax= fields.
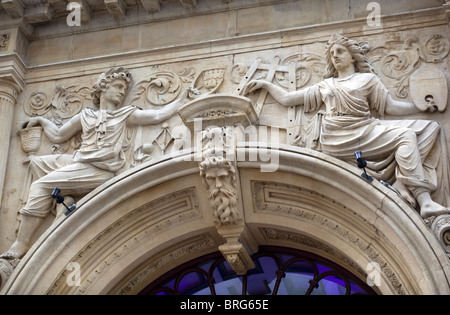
xmin=243 ymin=80 xmax=307 ymax=107
xmin=127 ymin=87 xmax=195 ymax=126
xmin=25 ymin=114 xmax=82 ymax=144
xmin=384 ymin=94 xmax=422 ymax=116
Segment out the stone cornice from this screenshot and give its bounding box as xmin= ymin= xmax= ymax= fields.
xmin=19 ymin=6 xmax=448 ymax=84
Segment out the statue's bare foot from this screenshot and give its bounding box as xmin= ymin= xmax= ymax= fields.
xmin=392 ymin=181 xmax=416 ymax=208
xmin=420 ymin=201 xmax=450 ymax=219
xmin=0 ymin=242 xmax=27 ymax=260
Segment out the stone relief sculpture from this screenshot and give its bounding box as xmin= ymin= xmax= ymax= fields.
xmin=199 ymin=136 xmax=239 ymax=225
xmin=243 ymin=34 xmax=450 ymax=220
xmin=198 ymin=126 xmax=255 ymax=275
xmin=2 ymin=33 xmax=450 ymax=287
xmin=0 ymin=67 xmax=192 ymax=261
xmin=369 ymin=34 xmax=449 ymax=100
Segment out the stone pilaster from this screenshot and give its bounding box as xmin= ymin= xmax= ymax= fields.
xmin=0 ymin=79 xmax=21 ymax=208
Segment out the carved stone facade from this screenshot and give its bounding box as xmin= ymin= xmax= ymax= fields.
xmin=1 ymin=0 xmax=450 ymax=295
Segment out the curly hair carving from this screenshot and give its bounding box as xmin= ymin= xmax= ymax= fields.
xmin=323 ymin=34 xmax=376 ymax=79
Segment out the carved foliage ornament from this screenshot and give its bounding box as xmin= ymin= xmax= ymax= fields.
xmin=24 ymin=85 xmax=92 ymax=125
xmin=130 ymin=67 xmax=225 ymax=107
xmin=368 ymin=35 xmax=450 ymax=98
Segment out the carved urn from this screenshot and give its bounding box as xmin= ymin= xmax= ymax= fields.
xmin=18 ymin=126 xmax=43 ymax=157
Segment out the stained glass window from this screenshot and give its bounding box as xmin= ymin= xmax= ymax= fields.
xmin=140 ymin=246 xmax=377 ymax=295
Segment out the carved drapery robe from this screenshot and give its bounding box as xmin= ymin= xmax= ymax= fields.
xmin=300 ymin=73 xmax=450 ymax=206
xmin=73 ymin=106 xmax=137 ymax=172
xmin=21 ymin=106 xmax=138 ymax=218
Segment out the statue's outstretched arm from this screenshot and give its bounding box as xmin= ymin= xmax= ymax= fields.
xmin=127 ymin=87 xmax=195 ymax=126
xmin=243 ymin=80 xmax=307 ymax=107
xmin=384 ymin=94 xmax=423 ymax=116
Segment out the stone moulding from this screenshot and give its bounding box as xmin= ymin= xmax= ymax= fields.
xmin=178 ymin=93 xmax=258 ymax=129
xmin=47 ymin=187 xmax=202 ymax=295
xmin=253 ymin=181 xmax=404 ymax=294
xmin=2 ymin=146 xmax=450 ymax=295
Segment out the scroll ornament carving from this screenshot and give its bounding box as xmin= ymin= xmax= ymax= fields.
xmin=24 ymin=85 xmax=92 ymax=125
xmin=430 ymin=215 xmax=450 ymax=257
xmin=368 ymin=35 xmax=450 ymax=99
xmin=131 ymin=71 xmax=183 ymax=106
xmin=130 ymin=67 xmax=225 ymax=108
xmin=128 ymin=67 xmax=226 ymax=163
xmin=276 ymin=53 xmax=326 ymax=89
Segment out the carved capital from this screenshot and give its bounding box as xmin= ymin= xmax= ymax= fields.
xmin=0 ymin=54 xmax=26 ymax=98
xmin=0 ymin=78 xmax=21 ymax=104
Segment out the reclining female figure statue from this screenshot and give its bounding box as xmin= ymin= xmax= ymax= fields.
xmin=244 ymin=34 xmax=450 ymax=219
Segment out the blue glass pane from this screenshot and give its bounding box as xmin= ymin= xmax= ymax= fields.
xmin=316 ymin=263 xmax=333 ymax=274
xmin=212 ymin=261 xmax=243 ymax=295
xmin=145 ymin=247 xmax=376 ymax=295
xmin=311 ymin=275 xmax=347 ymax=295
xmin=246 ymin=256 xmax=278 ymax=295
xmin=349 ymin=280 xmax=369 ymax=295
xmin=277 ymin=273 xmax=314 ymax=295
xmin=178 ymin=271 xmax=209 ymax=295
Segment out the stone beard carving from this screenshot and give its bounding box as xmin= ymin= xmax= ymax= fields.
xmin=199 ymin=155 xmax=239 ymax=225
xmin=0 ymin=67 xmax=187 ymax=264
xmin=244 ymin=33 xmax=450 ymax=220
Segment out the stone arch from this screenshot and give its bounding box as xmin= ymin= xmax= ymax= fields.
xmin=2 ymin=146 xmax=450 ymax=295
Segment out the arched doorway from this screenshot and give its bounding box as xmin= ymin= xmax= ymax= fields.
xmin=2 ymin=146 xmax=449 ymax=295
xmin=140 ymin=246 xmax=377 ymax=295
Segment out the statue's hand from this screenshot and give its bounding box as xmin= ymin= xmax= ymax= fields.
xmin=185 ymin=87 xmax=201 ymax=100
xmin=425 ymin=103 xmax=438 ymax=113
xmin=22 ymin=117 xmax=42 ymax=129
xmin=243 ymin=80 xmax=265 ymax=95
xmin=423 ymin=96 xmax=439 ymax=113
